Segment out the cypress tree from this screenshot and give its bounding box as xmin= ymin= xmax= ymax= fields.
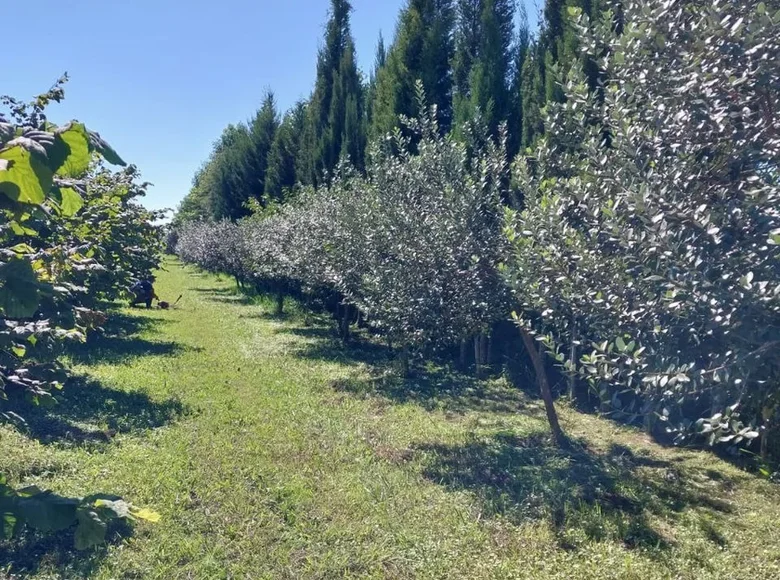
xmin=208 ymin=124 xmax=254 ymax=220
xmin=176 ymin=162 xmax=213 ymax=224
xmin=452 ymin=0 xmax=515 ymax=138
xmin=248 ymin=91 xmax=280 ymax=200
xmin=265 ymin=102 xmax=307 ymax=202
xmin=453 ymin=0 xmax=482 ymax=98
xmin=366 ymin=32 xmax=387 ymax=129
xmin=370 ymin=0 xmax=455 ymax=138
xmin=520 ymin=44 xmax=545 ymax=148
xmin=507 ymin=4 xmax=529 ymax=157
xmin=452 ymin=0 xmax=482 ymax=138
xmin=302 ymin=0 xmax=364 ymax=185
xmin=520 ymin=0 xmax=605 ymax=147
xmin=470 ymin=0 xmax=515 ymax=133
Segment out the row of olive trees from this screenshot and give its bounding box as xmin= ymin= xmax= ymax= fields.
xmin=177 ymin=0 xmax=779 ymax=459
xmin=177 ymin=97 xmax=512 ymax=374
xmin=504 ymin=0 xmax=780 ymax=454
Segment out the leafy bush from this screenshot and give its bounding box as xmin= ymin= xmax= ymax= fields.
xmin=1 ymin=80 xmax=163 ymax=545
xmin=505 ymin=0 xmax=780 ymax=452
xmin=1 ymin=82 xmax=164 ymax=415
xmin=176 ymin=91 xmax=511 ymax=369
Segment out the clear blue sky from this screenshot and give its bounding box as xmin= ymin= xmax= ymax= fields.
xmin=4 ymin=0 xmax=537 ymax=212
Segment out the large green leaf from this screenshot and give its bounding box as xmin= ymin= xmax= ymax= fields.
xmin=88 ymin=130 xmax=126 ymax=166
xmin=74 ymin=509 xmax=107 ymax=550
xmin=0 ymin=145 xmax=52 ymax=205
xmin=50 ymin=122 xmax=91 ymax=178
xmin=15 ymin=492 xmax=79 ymax=532
xmin=51 ymin=186 xmax=85 ymax=217
xmin=0 ymin=258 xmax=41 ymax=318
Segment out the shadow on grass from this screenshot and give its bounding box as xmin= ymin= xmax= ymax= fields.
xmin=66 ymin=311 xmax=194 ymax=366
xmin=99 ymin=310 xmax=165 ymax=336
xmin=6 ymin=375 xmax=185 ymax=447
xmin=0 ymin=311 xmax=183 ymax=575
xmin=191 ymin=286 xmax=238 ymax=295
xmin=4 ymin=309 xmax=186 ymax=447
xmin=416 ymin=432 xmax=734 ymax=553
xmin=190 ymin=285 xmax=261 ymax=307
xmin=277 ymin=326 xmax=391 ymax=367
xmin=0 ymin=519 xmax=134 ymax=579
xmin=273 ymin=323 xmax=529 ymax=415
xmin=332 ymin=367 xmax=534 ymax=415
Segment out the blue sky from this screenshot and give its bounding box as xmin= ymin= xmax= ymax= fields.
xmin=3 ymin=0 xmax=537 ymax=212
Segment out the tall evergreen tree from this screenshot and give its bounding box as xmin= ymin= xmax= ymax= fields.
xmin=208 ymin=124 xmax=253 ymax=220
xmin=176 ymin=162 xmax=213 ymax=224
xmin=471 ymin=0 xmax=516 ymax=132
xmin=520 ymin=44 xmax=545 ymax=147
xmin=301 ymin=0 xmax=365 ymax=185
xmin=507 ymin=5 xmax=529 ymax=156
xmin=247 ymin=91 xmax=280 ymax=200
xmin=370 ymin=0 xmax=455 ymax=138
xmin=452 ymin=0 xmax=515 ymax=138
xmin=366 ymin=32 xmax=387 ymax=129
xmin=452 ymin=0 xmax=482 ymax=98
xmin=520 ymin=0 xmax=604 ymax=147
xmin=265 ymin=102 xmax=307 ymax=202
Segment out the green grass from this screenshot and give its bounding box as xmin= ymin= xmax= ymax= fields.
xmin=2 ymin=257 xmax=780 ymax=579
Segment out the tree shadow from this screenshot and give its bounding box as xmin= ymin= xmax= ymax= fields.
xmin=0 ymin=518 xmax=133 ymax=578
xmin=4 ymin=309 xmax=187 ymax=447
xmin=191 ymin=286 xmax=237 ymax=295
xmin=67 ymin=336 xmax=189 ymax=366
xmin=280 ymin=327 xmax=392 ymax=367
xmin=273 ymin=323 xmax=530 ymax=415
xmin=66 ymin=311 xmax=193 ymax=366
xmin=98 ymin=310 xmax=164 ymax=336
xmin=415 ymin=432 xmax=735 ymax=553
xmin=4 ymin=375 xmax=185 ymax=448
xmin=190 ymin=285 xmax=261 ymax=305
xmin=208 ymin=295 xmax=257 ymax=306
xmin=332 ymin=367 xmax=536 ymax=416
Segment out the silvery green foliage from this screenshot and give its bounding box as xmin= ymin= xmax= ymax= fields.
xmin=345 ymin=107 xmax=510 ymax=350
xmin=176 ymin=220 xmax=252 ymax=284
xmin=176 ymin=95 xmax=510 ymax=357
xmin=505 ymin=0 xmax=780 ymax=446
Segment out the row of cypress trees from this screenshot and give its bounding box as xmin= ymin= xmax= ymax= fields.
xmin=177 ymin=0 xmax=602 ymax=223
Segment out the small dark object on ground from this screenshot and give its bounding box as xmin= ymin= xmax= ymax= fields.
xmin=158 ymin=295 xmax=183 ymax=310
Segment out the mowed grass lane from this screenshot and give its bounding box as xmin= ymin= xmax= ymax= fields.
xmin=2 ymin=257 xmax=779 ymax=579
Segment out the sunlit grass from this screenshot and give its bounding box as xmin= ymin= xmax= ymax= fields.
xmin=2 ymin=257 xmax=779 ymax=579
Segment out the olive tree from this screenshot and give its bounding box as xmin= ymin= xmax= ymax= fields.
xmin=505 ymin=0 xmax=780 ymax=453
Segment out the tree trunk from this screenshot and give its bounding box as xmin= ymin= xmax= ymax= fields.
xmin=340 ymin=304 xmax=351 ymax=342
xmin=459 ymin=337 xmax=468 ymax=370
xmin=644 ymin=412 xmax=655 ymax=435
xmin=487 ymin=331 xmax=495 ymax=366
xmin=519 ymin=326 xmax=566 ymax=447
xmin=568 ymin=323 xmax=578 ymax=400
xmin=399 ymin=345 xmax=410 ymax=377
xmin=761 ymin=427 xmax=769 ymax=461
xmin=275 ymin=291 xmax=284 ymax=316
xmin=474 ymin=335 xmax=482 ymax=379
xmin=481 ymin=334 xmax=490 ymax=368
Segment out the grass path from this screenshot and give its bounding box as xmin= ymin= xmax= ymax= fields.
xmin=2 ymin=258 xmax=780 ymax=579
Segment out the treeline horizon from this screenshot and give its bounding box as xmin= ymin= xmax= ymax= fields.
xmin=176 ymin=0 xmax=598 ymax=223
